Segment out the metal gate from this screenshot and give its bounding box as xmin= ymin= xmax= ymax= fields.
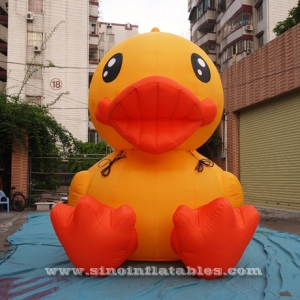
xmin=239 ymin=90 xmax=300 ymax=210
xmin=28 ymin=154 xmax=106 ymax=205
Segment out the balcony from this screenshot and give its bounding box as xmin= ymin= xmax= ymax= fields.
xmin=195 ymin=32 xmax=216 ymax=48
xmin=207 ymin=53 xmax=217 ymax=64
xmin=219 ymin=25 xmax=253 ymax=54
xmin=89 ymin=35 xmax=99 ymax=46
xmin=220 ymin=37 xmax=227 ymax=53
xmin=89 ymin=1 xmax=99 ymax=18
xmin=227 ymin=26 xmax=244 ymax=45
xmin=192 ymin=9 xmax=216 ymax=37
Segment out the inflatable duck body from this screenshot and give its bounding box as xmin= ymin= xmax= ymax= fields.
xmin=51 ymin=28 xmax=259 ymax=279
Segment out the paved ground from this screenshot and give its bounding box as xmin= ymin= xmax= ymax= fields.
xmin=0 ymin=205 xmax=300 ymax=257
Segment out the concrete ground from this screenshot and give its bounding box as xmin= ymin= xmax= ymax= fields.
xmin=0 ymin=205 xmax=300 ymax=257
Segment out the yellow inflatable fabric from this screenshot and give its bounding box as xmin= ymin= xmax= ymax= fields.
xmin=51 ymin=28 xmax=259 ymax=279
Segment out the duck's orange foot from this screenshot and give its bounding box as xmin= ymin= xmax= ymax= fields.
xmin=50 ymin=196 xmax=138 ymax=275
xmin=171 ymin=197 xmax=259 ymax=279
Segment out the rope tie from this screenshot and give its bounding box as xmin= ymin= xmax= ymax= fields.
xmin=189 ymin=151 xmax=214 ymax=172
xmin=99 ymin=150 xmax=127 ymax=177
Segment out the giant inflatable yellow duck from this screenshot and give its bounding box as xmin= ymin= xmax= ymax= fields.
xmin=51 ymin=28 xmax=259 ymax=279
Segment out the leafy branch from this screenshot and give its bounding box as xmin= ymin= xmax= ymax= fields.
xmin=273 ymin=1 xmax=300 ymax=36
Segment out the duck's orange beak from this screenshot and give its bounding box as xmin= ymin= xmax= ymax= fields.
xmin=95 ymin=76 xmax=217 ymax=154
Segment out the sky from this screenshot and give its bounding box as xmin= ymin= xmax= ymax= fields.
xmin=99 ymin=0 xmax=190 ymax=39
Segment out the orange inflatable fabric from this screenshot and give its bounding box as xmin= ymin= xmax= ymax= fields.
xmin=51 ymin=28 xmax=259 ymax=279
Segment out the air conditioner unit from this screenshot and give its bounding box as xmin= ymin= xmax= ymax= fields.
xmin=245 ymin=25 xmax=253 ymax=31
xmin=33 ymin=45 xmax=41 ymax=53
xmin=107 ymin=23 xmax=112 ymax=27
xmin=26 ymin=12 xmax=34 ymax=21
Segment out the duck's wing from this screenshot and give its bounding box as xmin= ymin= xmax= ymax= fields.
xmin=221 ymin=171 xmax=244 ymax=208
xmin=68 ymin=170 xmax=91 ymax=206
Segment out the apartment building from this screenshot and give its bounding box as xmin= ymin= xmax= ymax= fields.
xmin=88 ymin=21 xmax=139 ymax=143
xmin=188 ymin=0 xmax=298 ymax=71
xmin=0 ymin=1 xmax=8 ymax=91
xmin=2 ymin=0 xmax=97 ymax=142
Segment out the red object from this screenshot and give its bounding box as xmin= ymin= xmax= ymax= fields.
xmin=171 ymin=198 xmax=260 ymax=279
xmin=50 ymin=196 xmax=138 ymax=275
xmin=95 ymin=76 xmax=217 ymax=154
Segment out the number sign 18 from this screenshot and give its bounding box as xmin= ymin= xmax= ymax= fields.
xmin=50 ymin=78 xmax=62 ymax=90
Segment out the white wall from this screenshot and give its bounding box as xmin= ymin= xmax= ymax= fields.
xmin=267 ymin=0 xmax=298 ymax=41
xmin=7 ymin=0 xmax=89 ymax=142
xmin=99 ymin=22 xmax=139 ymax=57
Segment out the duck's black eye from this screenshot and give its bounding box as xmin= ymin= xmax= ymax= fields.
xmin=102 ymin=53 xmax=123 ymax=83
xmin=191 ymin=53 xmax=211 ymax=83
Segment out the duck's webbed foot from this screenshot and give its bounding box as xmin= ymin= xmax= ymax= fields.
xmin=50 ymin=196 xmax=138 ymax=275
xmin=171 ymin=198 xmax=259 ymax=279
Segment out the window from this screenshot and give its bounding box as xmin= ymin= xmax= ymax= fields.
xmin=237 ymin=40 xmax=244 ymax=53
xmin=28 ymin=0 xmax=43 ymax=13
xmin=223 ymin=13 xmax=253 ymax=38
xmin=198 ymin=2 xmax=203 ymax=18
xmin=91 ymin=23 xmax=96 ymax=34
xmin=257 ymin=34 xmax=264 ymax=48
xmin=246 ymin=40 xmax=254 ymax=51
xmin=207 ymin=0 xmax=215 ymax=9
xmin=257 ymin=3 xmax=263 ymax=22
xmin=89 ymin=48 xmax=98 ymax=62
xmin=232 ymin=44 xmax=237 ymax=55
xmin=27 ymin=32 xmax=43 ymax=48
xmin=88 ymin=130 xmax=103 ymax=143
xmin=203 ymin=0 xmax=215 ymax=10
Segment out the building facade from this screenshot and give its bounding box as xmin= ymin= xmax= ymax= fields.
xmin=0 ymin=0 xmax=8 ymax=91
xmin=220 ymin=23 xmax=300 ymax=210
xmin=3 ymin=0 xmax=95 ymax=142
xmin=188 ymin=0 xmax=298 ymax=71
xmin=88 ymin=21 xmax=139 ymax=143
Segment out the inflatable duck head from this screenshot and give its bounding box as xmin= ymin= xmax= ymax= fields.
xmin=89 ymin=28 xmax=223 ymax=154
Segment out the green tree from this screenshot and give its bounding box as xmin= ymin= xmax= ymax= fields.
xmin=0 ymin=92 xmax=74 ymax=161
xmin=197 ymin=130 xmax=222 ymax=160
xmin=66 ymin=140 xmax=112 ymax=173
xmin=0 ymin=91 xmax=75 ymax=191
xmin=0 ymin=21 xmax=79 ymax=190
xmin=273 ymin=1 xmax=300 ymax=36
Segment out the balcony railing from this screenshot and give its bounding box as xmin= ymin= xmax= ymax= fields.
xmin=89 ymin=3 xmax=99 ymax=18
xmin=89 ymin=35 xmax=99 ymax=46
xmin=192 ymin=9 xmax=216 ymax=36
xmin=207 ymin=53 xmax=217 ymax=63
xmin=196 ymin=32 xmax=216 ymax=47
xmin=227 ymin=26 xmax=244 ymax=45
